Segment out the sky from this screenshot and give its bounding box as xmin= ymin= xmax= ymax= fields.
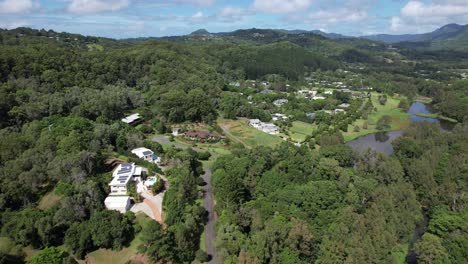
xmin=1 ymin=0 xmax=468 ymax=38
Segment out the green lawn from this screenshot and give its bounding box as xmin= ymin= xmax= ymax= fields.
xmin=37 ymin=191 xmax=62 ymax=210
xmin=343 ymin=93 xmax=410 ymax=142
xmin=218 ymin=118 xmax=283 ymax=148
xmin=288 ymin=121 xmax=316 ymax=142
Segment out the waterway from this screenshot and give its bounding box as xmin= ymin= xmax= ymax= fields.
xmin=346 ymin=102 xmax=453 ymax=155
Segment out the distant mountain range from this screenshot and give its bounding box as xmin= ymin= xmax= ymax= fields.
xmin=187 ymin=23 xmax=468 ymax=51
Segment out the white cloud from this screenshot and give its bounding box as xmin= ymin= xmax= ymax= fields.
xmin=67 ymin=0 xmax=130 ymax=14
xmin=390 ymin=0 xmax=468 ymax=33
xmin=191 ymin=11 xmax=208 ymax=22
xmin=308 ymin=8 xmax=367 ymax=23
xmin=218 ymin=6 xmax=246 ymax=21
xmin=0 ymin=0 xmax=36 ymax=14
xmin=172 ymin=0 xmax=215 ymax=5
xmin=252 ymin=0 xmax=313 ymax=14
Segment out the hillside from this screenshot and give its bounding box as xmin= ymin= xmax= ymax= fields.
xmin=362 ymin=23 xmax=468 ymax=51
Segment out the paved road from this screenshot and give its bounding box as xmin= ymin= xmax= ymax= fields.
xmin=203 ymin=167 xmax=217 ymax=263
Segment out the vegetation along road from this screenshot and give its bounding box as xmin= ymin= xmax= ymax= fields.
xmin=203 ymin=167 xmax=217 ymax=263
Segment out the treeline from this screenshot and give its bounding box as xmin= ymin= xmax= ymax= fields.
xmin=212 ymin=122 xmax=467 ymax=263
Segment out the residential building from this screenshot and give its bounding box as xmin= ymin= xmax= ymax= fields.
xmin=104 ymin=196 xmax=131 ymax=213
xmin=121 ymin=113 xmax=141 ymax=125
xmin=338 ymin=103 xmax=350 ymax=108
xmin=324 ymin=90 xmax=333 ymax=95
xmin=273 ymin=99 xmax=288 ymax=106
xmin=311 ymin=96 xmax=326 ymax=100
xmin=249 ymin=119 xmax=279 ymax=134
xmin=260 ymin=89 xmax=273 ymax=94
xmin=272 ymin=113 xmax=288 ymax=121
xmin=131 ymin=147 xmax=161 ymax=165
xmin=334 ymin=109 xmax=346 ymax=114
xmin=306 ymin=112 xmax=316 ymax=118
xmin=109 ymin=163 xmax=141 ymax=195
xmin=249 ymin=119 xmax=262 ymax=128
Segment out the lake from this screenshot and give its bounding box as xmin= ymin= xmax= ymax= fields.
xmin=346 ymin=102 xmax=452 ymax=155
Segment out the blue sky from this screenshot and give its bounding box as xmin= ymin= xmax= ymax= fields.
xmin=1 ymin=0 xmax=468 ymax=38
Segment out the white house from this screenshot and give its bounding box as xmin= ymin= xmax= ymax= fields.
xmin=312 ymin=96 xmax=326 ymax=100
xmin=272 ymin=113 xmax=288 ymax=121
xmin=249 ymin=119 xmax=262 ymax=128
xmin=109 ymin=163 xmax=141 ymax=195
xmin=121 ymin=113 xmax=141 ymax=125
xmin=273 ymin=99 xmax=288 ymax=106
xmin=338 ymin=103 xmax=350 ymax=108
xmin=298 ymin=90 xmax=317 ymax=96
xmin=334 ymin=109 xmax=346 ymax=114
xmin=172 ymin=127 xmax=180 ymax=136
xmin=324 ymin=90 xmax=333 ymax=95
xmin=104 ymin=196 xmax=131 ymax=213
xmin=131 ymin=147 xmax=161 ymax=164
xmin=260 ymin=122 xmax=279 ymax=134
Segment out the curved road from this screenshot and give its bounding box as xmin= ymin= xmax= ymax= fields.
xmin=203 ymin=167 xmax=216 ymax=263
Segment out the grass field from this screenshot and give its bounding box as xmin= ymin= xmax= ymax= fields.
xmin=218 ymin=118 xmax=283 ymax=148
xmin=84 ymin=213 xmax=152 ymax=264
xmin=343 ymin=92 xmax=410 ymax=142
xmin=288 ymin=121 xmax=317 ymax=142
xmin=37 ymin=191 xmax=62 ymax=210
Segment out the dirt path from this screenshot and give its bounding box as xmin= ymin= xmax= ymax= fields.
xmin=203 ymin=167 xmax=217 ymax=263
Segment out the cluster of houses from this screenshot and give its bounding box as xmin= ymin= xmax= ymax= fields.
xmin=104 ymin=147 xmax=161 ymax=214
xmin=249 ymin=119 xmax=280 ymax=134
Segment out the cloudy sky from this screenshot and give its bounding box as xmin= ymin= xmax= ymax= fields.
xmin=1 ymin=0 xmax=468 ymax=38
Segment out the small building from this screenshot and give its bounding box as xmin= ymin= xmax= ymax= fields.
xmin=311 ymin=96 xmax=326 ymax=100
xmin=131 ymin=147 xmax=161 ymax=165
xmin=109 ymin=163 xmax=140 ymax=195
xmin=338 ymin=103 xmax=350 ymax=108
xmin=334 ymin=109 xmax=346 ymax=114
xmin=272 ymin=113 xmax=288 ymax=121
xmin=121 ymin=113 xmax=141 ymax=125
xmin=260 ymin=89 xmax=273 ymax=94
xmin=259 ymin=122 xmax=279 ymax=134
xmin=273 ymin=99 xmax=288 ymax=106
xmin=249 ymin=119 xmax=262 ymax=128
xmin=324 ymin=90 xmax=333 ymax=95
xmin=306 ymin=112 xmax=316 ymax=118
xmin=172 ymin=127 xmax=180 ymax=136
xmin=105 ymin=196 xmax=131 ymax=213
xmin=229 ymin=81 xmax=240 ymax=87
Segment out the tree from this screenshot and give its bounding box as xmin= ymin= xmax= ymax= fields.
xmin=28 ymin=247 xmax=74 ymax=264
xmin=376 ymin=115 xmax=391 ymax=130
xmin=414 ymin=234 xmax=448 ymax=264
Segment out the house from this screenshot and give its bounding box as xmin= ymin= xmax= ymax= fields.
xmin=334 ymin=109 xmax=346 ymax=114
xmin=260 ymin=89 xmax=273 ymax=94
xmin=351 ymin=93 xmax=366 ymax=99
xmin=298 ymin=90 xmax=317 ymax=96
xmin=273 ymin=99 xmax=288 ymax=106
xmin=338 ymin=103 xmax=350 ymax=108
xmin=109 ymin=163 xmax=141 ymax=195
xmin=105 ymin=196 xmax=132 ymax=213
xmin=306 ymin=112 xmax=316 ymax=118
xmin=324 ymin=90 xmax=333 ymax=95
xmin=259 ymin=122 xmax=279 ymax=134
xmin=229 ymin=81 xmax=240 ymax=87
xmin=131 ymin=147 xmax=161 ymax=165
xmin=249 ymin=119 xmax=262 ymax=128
xmin=311 ymin=96 xmax=326 ymax=100
xmin=121 ymin=113 xmax=141 ymax=125
xmin=272 ymin=113 xmax=288 ymax=121
xmin=172 ymin=127 xmax=180 ymax=136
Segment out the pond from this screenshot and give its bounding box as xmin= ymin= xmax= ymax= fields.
xmin=346 ymin=102 xmax=453 ymax=155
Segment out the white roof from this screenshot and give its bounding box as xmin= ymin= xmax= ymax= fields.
xmin=121 ymin=113 xmax=141 ymax=124
xmin=131 ymin=147 xmax=154 ymax=158
xmin=249 ymin=119 xmax=261 ymax=123
xmin=105 ymin=196 xmax=130 ymax=206
xmin=110 ymin=163 xmax=136 ymax=186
